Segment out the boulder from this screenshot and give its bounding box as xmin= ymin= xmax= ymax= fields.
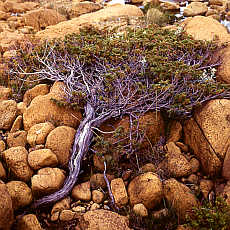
xmin=28 ymin=149 xmax=58 ymax=170
xmin=0 ymin=30 xmax=24 ymax=52
xmin=0 ymin=181 xmax=14 ymax=230
xmin=22 ymin=8 xmax=66 ymax=31
xmin=182 ymin=16 xmax=230 ymax=44
xmin=27 ymin=122 xmax=55 ymax=146
xmin=167 ymin=121 xmax=182 ymax=143
xmin=72 ymin=181 xmax=91 ymax=201
xmin=0 ymin=161 xmax=6 ymax=179
xmin=0 ymin=86 xmax=11 ymax=100
xmin=0 ymin=99 xmax=17 ymax=130
xmin=163 ymin=178 xmax=199 ymax=222
xmin=31 ymin=167 xmax=65 ymax=197
xmin=68 ymin=1 xmax=102 ymax=19
xmin=45 ymin=125 xmax=76 ymax=167
xmin=184 ymin=99 xmax=230 ymax=176
xmin=6 ymin=180 xmax=33 ymax=210
xmin=128 ymin=172 xmax=163 ymax=209
xmin=92 ymin=190 xmax=104 ymax=204
xmin=51 ymin=196 xmax=71 ymax=215
xmin=23 ymin=84 xmax=49 ymax=106
xmin=10 ymin=115 xmax=23 ymax=132
xmin=77 ymin=209 xmax=131 ymax=230
xmin=133 ymin=203 xmax=148 ymax=217
xmin=166 ymin=142 xmax=192 ymax=177
xmin=3 ymin=1 xmax=39 ymax=13
xmin=59 ymin=210 xmax=79 ymax=221
xmin=3 ymin=146 xmax=33 ymax=182
xmin=23 ymin=82 xmax=82 ymax=131
xmin=199 ymin=179 xmax=213 ymax=199
xmin=111 ymin=178 xmax=128 ymax=207
xmin=7 ymin=130 xmax=27 ymax=148
xmin=183 ymin=2 xmax=208 ymax=16
xmin=16 ymin=214 xmax=42 ymax=230
xmin=36 ymin=4 xmax=143 ymax=40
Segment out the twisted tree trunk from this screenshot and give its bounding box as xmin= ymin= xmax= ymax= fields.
xmin=33 ymin=103 xmax=102 ymax=208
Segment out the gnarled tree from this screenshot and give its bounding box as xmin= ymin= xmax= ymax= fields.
xmin=9 ymin=25 xmax=230 ymax=208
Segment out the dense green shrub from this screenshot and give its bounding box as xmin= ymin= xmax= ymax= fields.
xmin=9 ymin=25 xmax=230 ymax=118
xmin=187 ymin=197 xmax=230 ymax=230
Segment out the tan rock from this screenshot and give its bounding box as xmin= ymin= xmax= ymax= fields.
xmin=10 ymin=115 xmax=22 ymax=133
xmin=182 ymin=16 xmax=230 ymax=44
xmin=7 ymin=130 xmax=27 ymax=148
xmin=6 ymin=180 xmax=33 ymax=210
xmin=23 ymin=84 xmax=49 ymax=106
xmin=72 ymin=206 xmax=86 ymax=212
xmin=31 ymin=167 xmax=65 ymax=197
xmin=0 ymin=181 xmax=14 ymax=230
xmin=163 ymin=178 xmax=199 ymax=221
xmin=0 ymin=161 xmax=6 ymax=179
xmin=186 ymin=174 xmax=199 ymax=184
xmin=183 ymin=2 xmax=208 ymax=16
xmin=166 ymin=142 xmax=192 ymax=177
xmin=175 ymin=142 xmax=189 ymax=153
xmin=189 ymin=158 xmax=200 ymax=173
xmin=133 ymin=203 xmax=148 ymax=217
xmin=0 ymin=86 xmax=11 ymax=100
xmin=68 ymin=1 xmax=102 ymax=19
xmin=152 ymin=208 xmax=169 ymax=219
xmin=140 ymin=163 xmax=155 ymax=173
xmin=209 ymin=0 xmax=224 ymax=6
xmin=184 ymin=99 xmax=230 ymax=176
xmin=16 ymin=214 xmax=42 ymax=230
xmin=92 ymin=190 xmax=104 ymax=204
xmin=222 ymin=147 xmax=230 ymax=179
xmin=0 ymin=140 xmax=5 ymax=152
xmin=128 ymin=172 xmax=163 ymax=209
xmin=22 ymin=8 xmax=66 ymax=31
xmin=3 ymin=49 xmax=17 ymax=59
xmin=0 ymin=30 xmax=24 ymax=52
xmin=28 ymin=149 xmax=58 ymax=170
xmin=3 ymin=1 xmax=39 ymax=13
xmin=17 ymin=102 xmax=27 ymax=115
xmin=160 ymin=1 xmax=180 ymax=10
xmin=167 ymin=121 xmax=182 ymax=143
xmin=216 ymin=45 xmax=230 ymax=83
xmin=59 ymin=209 xmax=78 ymax=221
xmin=111 ymin=178 xmax=128 ymax=207
xmin=72 ymin=181 xmax=91 ymax=201
xmin=51 ymin=196 xmax=71 ymax=215
xmin=0 ymin=99 xmax=17 ymax=130
xmin=3 ymin=146 xmax=33 ymax=182
xmin=0 ymin=11 xmax=9 ymax=20
xmin=90 ymin=203 xmax=100 ymax=211
xmin=23 ymin=82 xmax=82 ymax=131
xmin=78 ymin=209 xmax=131 ymax=230
xmin=45 ymin=125 xmax=76 ymax=167
xmin=27 ymin=122 xmax=55 ymax=147
xmin=36 ymin=4 xmax=143 ymax=40
xmin=90 ymin=173 xmax=114 ymax=189
xmin=199 ymin=179 xmax=213 ymax=199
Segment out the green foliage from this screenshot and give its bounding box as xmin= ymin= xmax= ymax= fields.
xmin=187 ymin=197 xmax=230 ymax=230
xmin=9 ymin=24 xmax=230 ymax=118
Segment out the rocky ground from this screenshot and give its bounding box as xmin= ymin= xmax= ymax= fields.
xmin=1 ymin=0 xmax=230 ymax=229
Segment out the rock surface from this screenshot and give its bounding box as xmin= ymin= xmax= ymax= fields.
xmin=36 ymin=4 xmax=143 ymax=40
xmin=23 ymin=82 xmax=82 ymax=131
xmin=45 ymin=125 xmax=76 ymax=167
xmin=183 ymin=2 xmax=208 ymax=16
xmin=184 ymin=99 xmax=230 ymax=176
xmin=163 ymin=178 xmax=199 ymax=221
xmin=6 ymin=180 xmax=33 ymax=210
xmin=78 ymin=209 xmax=131 ymax=230
xmin=0 ymin=181 xmax=14 ymax=230
xmin=0 ymin=99 xmax=17 ymax=130
xmin=3 ymin=146 xmax=33 ymax=182
xmin=28 ymin=149 xmax=58 ymax=170
xmin=128 ymin=172 xmax=163 ymax=209
xmin=31 ymin=167 xmax=65 ymax=197
xmin=72 ymin=181 xmax=91 ymax=201
xmin=16 ymin=214 xmax=42 ymax=230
